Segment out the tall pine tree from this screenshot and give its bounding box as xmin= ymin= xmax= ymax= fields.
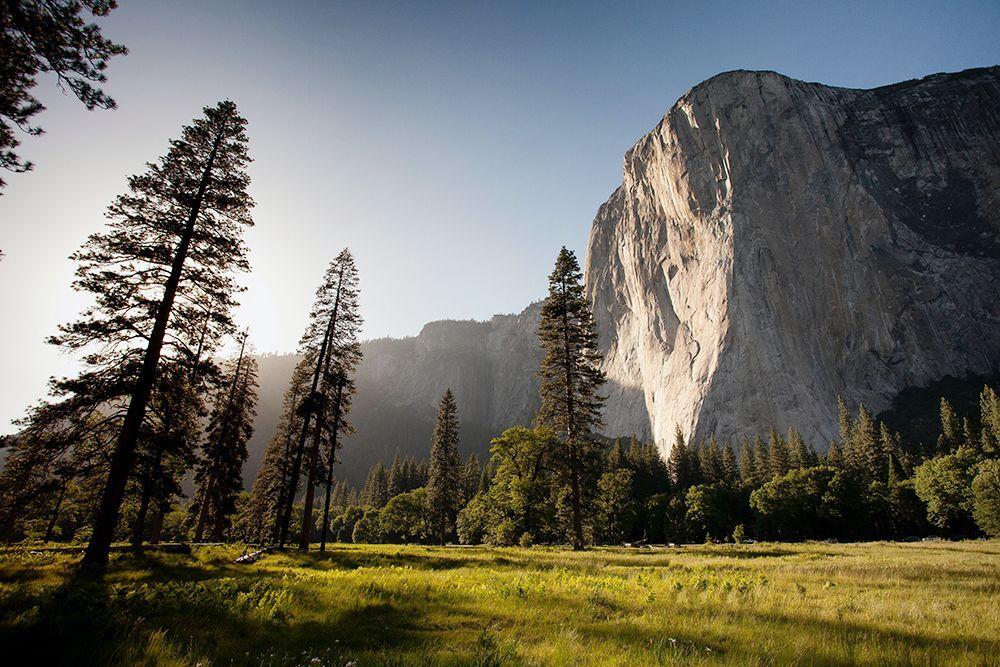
xmin=278 ymin=251 xmax=360 ymax=548
xmin=48 ymin=101 xmax=254 ymax=568
xmin=242 ymin=356 xmax=312 ymax=543
xmin=427 ymin=389 xmax=461 ymax=545
xmin=536 ymin=247 xmax=605 ymax=549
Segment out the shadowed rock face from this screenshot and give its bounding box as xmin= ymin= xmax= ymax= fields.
xmin=247 ymin=304 xmax=543 ymax=486
xmin=586 ymin=66 xmax=1000 ymax=455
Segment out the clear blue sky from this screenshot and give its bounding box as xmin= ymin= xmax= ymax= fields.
xmin=1 ymin=0 xmax=998 ymax=432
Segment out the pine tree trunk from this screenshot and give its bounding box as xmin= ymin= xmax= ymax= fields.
xmin=298 ymin=437 xmax=320 ymax=550
xmin=82 ymin=124 xmax=226 ymax=570
xmin=278 ymin=320 xmax=332 ymax=547
xmin=44 ymin=481 xmax=67 ymax=543
xmin=210 ymin=508 xmax=227 ymax=542
xmin=319 ymin=381 xmax=345 ymax=552
xmin=149 ymin=504 xmax=166 ymax=545
xmin=560 ymin=278 xmax=584 ymax=550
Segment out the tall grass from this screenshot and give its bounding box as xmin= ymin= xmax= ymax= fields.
xmin=0 ymin=541 xmax=997 ymax=665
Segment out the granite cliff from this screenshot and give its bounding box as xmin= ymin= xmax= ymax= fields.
xmin=586 ymin=66 xmax=1000 ymax=453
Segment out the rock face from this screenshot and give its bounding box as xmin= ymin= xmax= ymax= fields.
xmin=586 ymin=66 xmax=1000 ymax=454
xmin=246 ymin=304 xmax=542 ymax=485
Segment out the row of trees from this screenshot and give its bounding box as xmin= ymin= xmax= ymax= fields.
xmin=313 ymin=386 xmax=1000 ymax=548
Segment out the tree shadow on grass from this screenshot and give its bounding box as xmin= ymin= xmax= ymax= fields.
xmin=0 ymin=555 xmax=433 ymax=666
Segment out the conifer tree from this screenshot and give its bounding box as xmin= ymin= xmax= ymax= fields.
xmin=846 ymin=406 xmax=882 ymax=485
xmin=278 ymin=250 xmax=362 ymax=548
xmin=1 ymin=0 xmax=126 ymax=192
xmin=607 ymin=440 xmax=627 ymax=470
xmin=298 ymin=250 xmax=363 ymax=550
xmin=938 ymin=398 xmax=963 ymax=453
xmin=361 ymin=462 xmax=389 ymax=509
xmin=387 ymin=450 xmax=404 ymax=498
xmin=428 ymin=389 xmax=461 ymax=545
xmin=721 ymin=442 xmax=739 ymax=488
xmin=980 ymin=386 xmax=1000 ymax=456
xmin=242 ymin=357 xmax=312 ymax=543
xmin=191 ymin=334 xmax=258 ymax=542
xmin=668 ymin=428 xmax=693 ymax=490
xmin=768 ymin=429 xmax=790 ymax=478
xmin=535 ymin=247 xmax=605 ymax=549
xmin=838 ymin=397 xmax=854 ymax=446
xmin=699 ymin=436 xmax=723 ymax=483
xmin=826 ymin=441 xmax=843 ymax=468
xmin=53 ymin=101 xmax=254 ymax=569
xmin=787 ymin=428 xmax=809 ymax=470
xmin=737 ymin=436 xmax=755 ymax=488
xmin=130 ymin=363 xmax=204 ymax=550
xmin=751 ymin=436 xmax=770 ymax=485
xmin=460 ymin=454 xmax=481 ymax=503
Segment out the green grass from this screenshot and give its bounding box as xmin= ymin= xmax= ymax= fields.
xmin=1 ymin=541 xmax=998 ymax=665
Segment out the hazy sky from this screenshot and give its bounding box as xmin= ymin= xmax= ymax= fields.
xmin=1 ymin=0 xmax=998 ymax=433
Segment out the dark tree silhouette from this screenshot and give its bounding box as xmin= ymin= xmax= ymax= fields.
xmin=0 ymin=0 xmax=126 ymax=190
xmin=536 ymin=247 xmax=605 ymax=549
xmin=60 ymin=100 xmax=254 ymax=568
xmin=278 ymin=251 xmax=362 ymax=548
xmin=129 ymin=362 xmax=204 ymax=551
xmin=191 ymin=333 xmax=258 ymax=542
xmin=241 ymin=356 xmax=313 ymax=544
xmin=427 ymin=389 xmax=461 ymax=545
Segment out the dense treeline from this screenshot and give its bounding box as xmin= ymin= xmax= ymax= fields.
xmin=299 ymin=388 xmax=1000 ymax=546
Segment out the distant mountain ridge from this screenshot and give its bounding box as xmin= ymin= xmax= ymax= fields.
xmin=247 ymin=303 xmax=544 ymax=486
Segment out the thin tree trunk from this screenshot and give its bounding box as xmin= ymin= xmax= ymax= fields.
xmin=82 ymin=123 xmax=226 ymax=570
xmin=300 ymin=278 xmax=344 ymax=551
xmin=278 ymin=270 xmax=343 ymax=547
xmin=278 ymin=320 xmax=332 ymax=547
xmin=298 ymin=438 xmax=320 ymax=550
xmin=131 ymin=481 xmax=151 ymax=552
xmin=560 ymin=278 xmax=584 ymax=550
xmin=210 ymin=507 xmax=228 ymax=542
xmin=319 ymin=381 xmax=345 ymax=552
xmin=149 ymin=503 xmax=166 ymax=545
xmin=44 ymin=481 xmax=68 ymax=543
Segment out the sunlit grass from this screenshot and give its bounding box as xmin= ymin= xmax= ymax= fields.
xmin=0 ymin=540 xmax=997 ymax=665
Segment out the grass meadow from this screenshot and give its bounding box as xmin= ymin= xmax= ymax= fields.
xmin=0 ymin=541 xmax=997 ymax=665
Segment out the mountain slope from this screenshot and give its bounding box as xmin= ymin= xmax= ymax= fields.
xmin=247 ymin=303 xmax=543 ymax=486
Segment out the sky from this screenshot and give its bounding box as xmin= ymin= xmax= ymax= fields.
xmin=1 ymin=0 xmax=998 ymax=433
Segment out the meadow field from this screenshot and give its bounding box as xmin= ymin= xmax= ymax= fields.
xmin=0 ymin=541 xmax=997 ymax=666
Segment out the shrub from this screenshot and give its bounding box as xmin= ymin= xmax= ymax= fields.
xmin=732 ymin=524 xmax=746 ymax=543
xmin=971 ymin=459 xmax=1000 ymax=537
xmin=456 ymin=494 xmax=491 ymax=545
xmin=352 ymin=509 xmax=384 ymax=543
xmin=379 ymin=488 xmax=431 ymax=543
xmin=913 ymin=448 xmax=979 ymax=535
